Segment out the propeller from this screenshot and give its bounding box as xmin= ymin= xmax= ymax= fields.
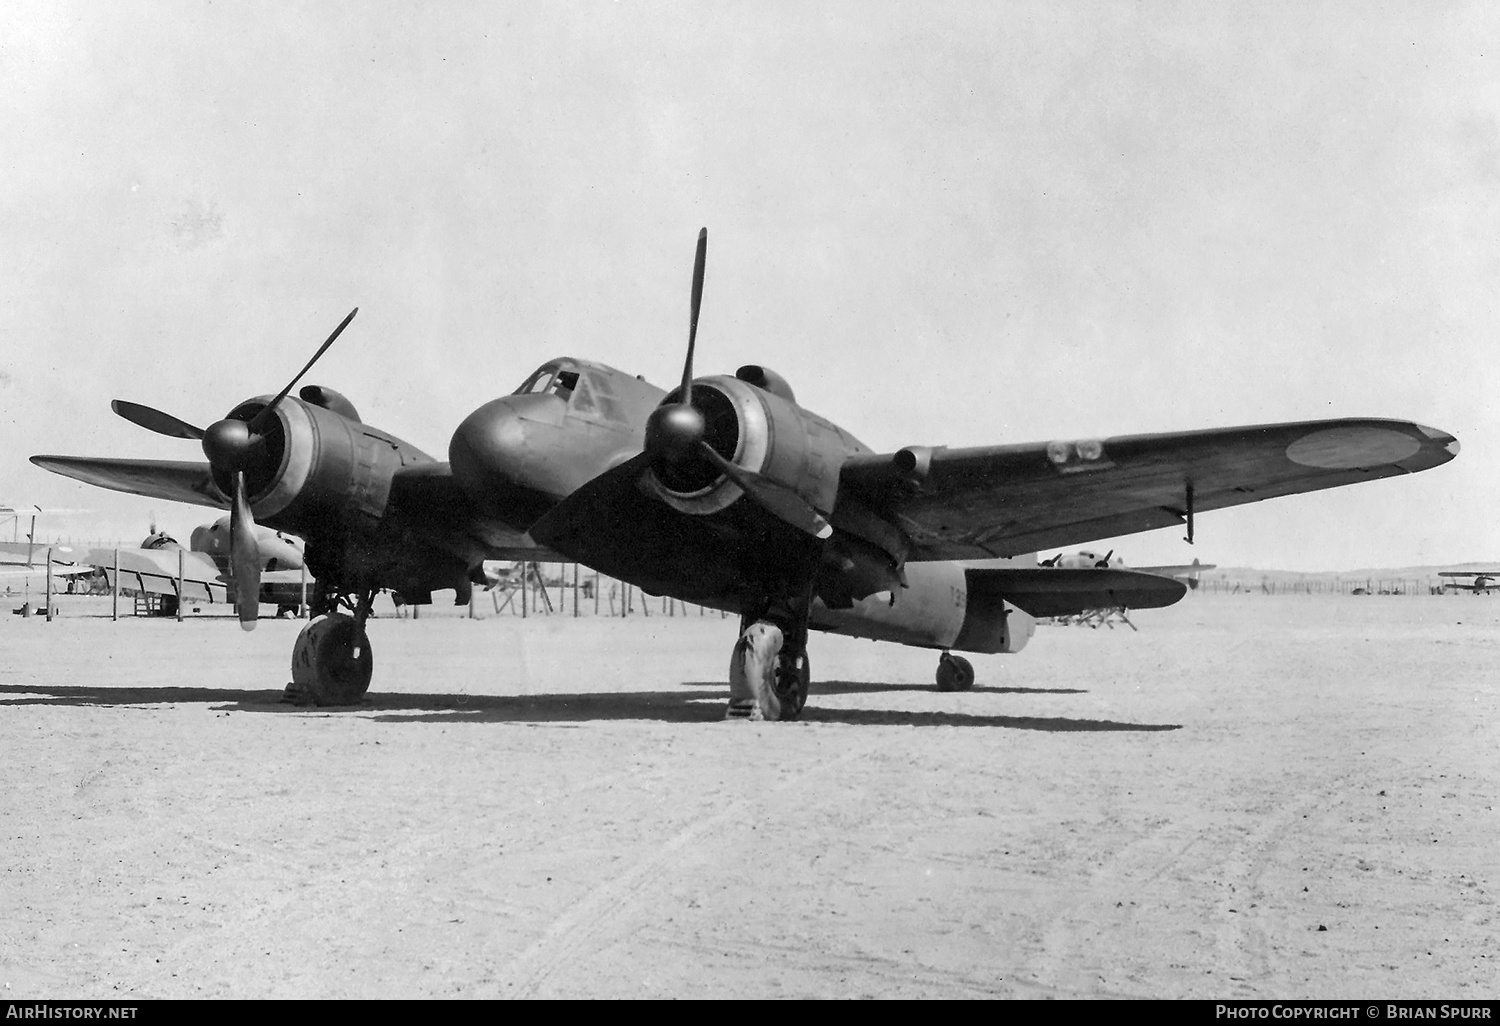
xmin=112 ymin=308 xmax=360 ymax=629
xmin=229 ymin=471 xmax=260 ymax=631
xmin=111 ymin=400 xmax=205 ymax=440
xmin=643 ymin=229 xmax=709 ymax=465
xmin=642 ymin=229 xmax=831 ymax=540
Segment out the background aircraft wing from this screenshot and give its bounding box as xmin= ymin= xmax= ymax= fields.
xmin=0 ymin=566 xmax=95 ymax=578
xmin=840 ymin=418 xmax=1458 ymax=560
xmin=966 ymin=567 xmax=1186 ymax=618
xmin=29 ymin=457 xmax=227 ymax=510
xmin=76 ymin=547 xmax=229 ymax=603
xmin=1134 ymin=562 xmax=1217 ymax=576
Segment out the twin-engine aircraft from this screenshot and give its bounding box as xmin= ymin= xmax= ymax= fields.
xmin=33 ymin=230 xmax=1459 ymax=716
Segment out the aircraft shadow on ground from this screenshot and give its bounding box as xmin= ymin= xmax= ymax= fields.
xmin=0 ymin=682 xmax=1179 ymax=732
xmin=808 ymin=679 xmax=1088 ymax=696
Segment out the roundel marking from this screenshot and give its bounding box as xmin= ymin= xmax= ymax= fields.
xmin=1285 ymin=426 xmax=1421 ymax=470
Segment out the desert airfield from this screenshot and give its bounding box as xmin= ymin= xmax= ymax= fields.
xmin=1 ymin=588 xmax=1496 ymax=999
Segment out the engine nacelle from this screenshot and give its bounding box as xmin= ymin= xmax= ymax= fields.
xmin=212 ymin=394 xmax=434 ymax=533
xmin=643 ymin=375 xmax=868 ymax=520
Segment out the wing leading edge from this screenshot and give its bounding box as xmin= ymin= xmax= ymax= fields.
xmin=841 ymin=418 xmax=1458 ymax=560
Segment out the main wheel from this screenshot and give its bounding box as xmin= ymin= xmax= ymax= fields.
xmin=772 ymin=648 xmax=810 ymax=721
xmin=291 ymin=613 xmax=373 ymax=706
xmin=935 ymin=653 xmax=975 ymax=692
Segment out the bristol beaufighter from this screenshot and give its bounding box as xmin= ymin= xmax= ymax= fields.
xmin=33 ymin=230 xmax=1459 ymax=717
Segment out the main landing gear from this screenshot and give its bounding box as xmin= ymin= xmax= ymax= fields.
xmin=936 ymin=651 xmax=975 ymax=692
xmin=290 ymin=589 xmax=376 ymax=706
xmin=728 ymin=616 xmax=811 ymax=721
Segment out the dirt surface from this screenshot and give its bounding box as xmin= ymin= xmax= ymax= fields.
xmin=1 ymin=593 xmax=1496 ymax=998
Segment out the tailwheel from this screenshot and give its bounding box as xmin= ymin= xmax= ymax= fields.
xmin=936 ymin=651 xmax=975 ymax=692
xmin=291 ymin=612 xmax=373 ymax=706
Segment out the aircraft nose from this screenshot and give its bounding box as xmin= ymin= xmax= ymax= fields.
xmin=450 ymin=398 xmax=532 ymax=503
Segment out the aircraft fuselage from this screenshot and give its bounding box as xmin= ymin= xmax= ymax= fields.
xmin=449 ymin=357 xmax=1034 ymax=655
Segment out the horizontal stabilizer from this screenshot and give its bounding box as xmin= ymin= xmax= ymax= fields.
xmin=965 ymin=566 xmax=1187 ymax=618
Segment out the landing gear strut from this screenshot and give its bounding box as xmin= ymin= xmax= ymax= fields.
xmin=936 ymin=651 xmax=975 ymax=692
xmin=290 ymin=589 xmax=375 ymax=706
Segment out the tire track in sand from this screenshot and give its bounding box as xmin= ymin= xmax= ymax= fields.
xmin=500 ymin=738 xmax=871 ymax=998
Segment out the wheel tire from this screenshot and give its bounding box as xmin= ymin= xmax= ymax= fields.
xmin=936 ymin=653 xmax=975 ymax=692
xmin=291 ymin=613 xmax=373 ymax=706
xmin=949 ymin=655 xmax=975 ymax=691
xmin=772 ymin=649 xmax=811 ymax=721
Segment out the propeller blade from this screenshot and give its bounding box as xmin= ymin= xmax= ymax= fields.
xmin=229 ymin=471 xmax=261 ymax=631
xmin=681 ymin=228 xmax=707 ymax=403
xmin=111 ymin=400 xmax=205 ymax=440
xmin=248 ymin=307 xmax=358 ymax=435
xmin=696 ymin=442 xmax=832 ymax=540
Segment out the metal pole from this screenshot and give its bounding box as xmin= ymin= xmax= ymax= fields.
xmin=45 ymin=546 xmax=53 ymax=622
xmin=468 ymin=585 xmax=477 ymax=619
xmin=558 ymin=563 xmax=565 ymax=613
xmin=594 ymin=572 xmax=599 ymax=615
xmin=112 ymin=547 xmax=119 ymax=621
xmin=573 ymin=563 xmax=579 ymax=618
xmin=300 ymin=562 xmax=308 ymax=618
xmin=522 ymin=563 xmax=528 ymax=618
xmin=176 ymin=548 xmax=184 ymax=622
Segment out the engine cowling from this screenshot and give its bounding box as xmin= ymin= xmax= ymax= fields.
xmin=643 ymin=374 xmax=867 ymax=521
xmin=210 ymin=394 xmax=432 ymax=532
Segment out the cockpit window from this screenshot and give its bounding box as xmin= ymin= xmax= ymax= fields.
xmin=513 ymin=364 xmax=580 ymax=400
xmin=515 ymin=367 xmax=555 ymax=395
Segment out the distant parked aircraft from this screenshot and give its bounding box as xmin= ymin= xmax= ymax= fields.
xmin=49 ymin=518 xmax=310 ymax=616
xmin=1438 ymin=571 xmax=1500 ymax=594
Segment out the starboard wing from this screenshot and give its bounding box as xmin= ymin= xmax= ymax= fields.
xmin=29 ymin=457 xmax=227 ymax=510
xmin=840 ymin=418 xmax=1458 ymax=560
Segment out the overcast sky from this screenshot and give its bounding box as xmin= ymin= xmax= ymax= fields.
xmin=2 ymin=1 xmax=1495 ymax=570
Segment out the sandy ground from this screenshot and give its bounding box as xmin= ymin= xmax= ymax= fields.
xmin=0 ymin=591 xmax=1496 ymax=999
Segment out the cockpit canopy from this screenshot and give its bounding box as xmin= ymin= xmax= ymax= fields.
xmin=514 ymin=361 xmax=581 ymax=401
xmin=512 ymin=358 xmax=642 ymax=425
